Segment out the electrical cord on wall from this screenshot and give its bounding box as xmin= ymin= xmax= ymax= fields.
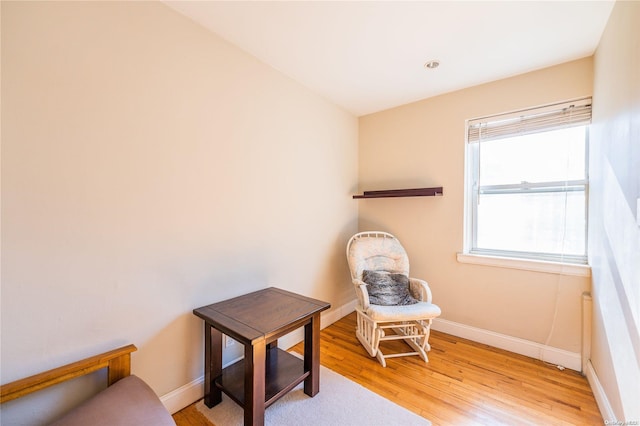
xmin=540 ymin=115 xmax=575 ymax=371
xmin=539 ymin=194 xmax=568 ymax=370
xmin=541 ymin=272 xmax=564 ymax=370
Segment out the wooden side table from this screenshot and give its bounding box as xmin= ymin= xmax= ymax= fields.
xmin=193 ymin=287 xmax=331 ymax=426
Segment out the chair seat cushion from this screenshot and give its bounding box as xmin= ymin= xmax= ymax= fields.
xmin=366 ymin=301 xmax=442 ymax=322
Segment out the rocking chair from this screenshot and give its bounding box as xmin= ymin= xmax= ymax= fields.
xmin=346 ymin=231 xmax=441 ymax=367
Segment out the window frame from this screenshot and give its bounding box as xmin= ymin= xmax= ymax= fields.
xmin=463 ymin=101 xmax=590 ymax=265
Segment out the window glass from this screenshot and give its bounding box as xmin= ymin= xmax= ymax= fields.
xmin=476 ymin=191 xmax=586 ymax=256
xmin=479 ymin=127 xmax=586 ymax=186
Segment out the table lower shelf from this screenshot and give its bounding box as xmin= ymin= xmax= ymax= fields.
xmin=215 ymin=347 xmax=308 ymax=408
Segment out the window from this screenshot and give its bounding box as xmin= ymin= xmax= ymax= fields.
xmin=465 ymin=98 xmax=591 ymax=264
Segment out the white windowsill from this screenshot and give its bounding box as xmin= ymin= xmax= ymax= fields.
xmin=456 ymin=253 xmax=591 ymax=277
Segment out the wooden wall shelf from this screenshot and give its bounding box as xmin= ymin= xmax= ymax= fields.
xmin=353 ymin=187 xmax=443 ymax=199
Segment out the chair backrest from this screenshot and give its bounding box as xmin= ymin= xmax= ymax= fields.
xmin=346 ymin=231 xmax=410 ymax=281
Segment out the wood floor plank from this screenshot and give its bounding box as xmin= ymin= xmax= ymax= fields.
xmin=174 ymin=312 xmax=602 ymax=426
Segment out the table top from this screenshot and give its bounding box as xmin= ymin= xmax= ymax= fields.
xmin=193 ymin=287 xmax=330 ymax=344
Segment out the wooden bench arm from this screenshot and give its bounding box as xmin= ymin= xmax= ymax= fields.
xmin=1 ymin=344 xmax=137 ymax=404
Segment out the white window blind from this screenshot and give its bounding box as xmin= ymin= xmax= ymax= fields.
xmin=467 ymin=97 xmax=592 ymax=143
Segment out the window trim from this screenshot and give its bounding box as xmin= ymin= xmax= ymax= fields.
xmin=456 ymin=252 xmax=591 ymax=277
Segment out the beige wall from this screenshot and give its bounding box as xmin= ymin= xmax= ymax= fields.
xmin=1 ymin=2 xmax=358 ymax=424
xmin=359 ymin=58 xmax=593 ymax=353
xmin=4 ymin=1 xmax=637 ymax=424
xmin=590 ymin=0 xmax=640 ymax=421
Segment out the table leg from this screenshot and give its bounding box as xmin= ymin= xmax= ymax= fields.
xmin=266 ymin=340 xmax=278 ymax=350
xmin=244 ymin=339 xmax=266 ymax=426
xmin=204 ymin=325 xmax=223 ymax=408
xmin=265 ymin=340 xmax=277 ymax=363
xmin=303 ymin=313 xmax=321 ymax=396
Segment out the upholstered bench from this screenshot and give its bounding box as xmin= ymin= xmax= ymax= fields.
xmin=0 ymin=345 xmax=175 ymax=426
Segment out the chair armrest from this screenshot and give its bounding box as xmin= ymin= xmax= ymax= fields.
xmin=409 ymin=277 xmax=433 ymax=303
xmin=352 ymin=279 xmax=370 ymax=310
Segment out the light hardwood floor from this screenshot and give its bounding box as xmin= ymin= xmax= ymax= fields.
xmin=173 ymin=312 xmax=602 ymax=425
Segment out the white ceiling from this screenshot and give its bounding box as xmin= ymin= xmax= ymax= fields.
xmin=164 ymin=1 xmax=615 ymax=116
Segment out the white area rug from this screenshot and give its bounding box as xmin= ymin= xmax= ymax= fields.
xmin=196 ymin=363 xmax=431 ymax=426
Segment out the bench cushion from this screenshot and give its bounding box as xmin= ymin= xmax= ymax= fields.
xmin=49 ymin=375 xmax=175 ymax=426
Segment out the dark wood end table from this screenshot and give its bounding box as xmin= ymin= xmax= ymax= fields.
xmin=193 ymin=287 xmax=331 ymax=426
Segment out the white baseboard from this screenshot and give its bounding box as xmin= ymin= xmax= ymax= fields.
xmin=159 ymin=299 xmax=357 ymax=414
xmin=160 ymin=375 xmax=204 ymax=415
xmin=431 ymin=318 xmax=582 ymax=371
xmin=584 ymin=359 xmax=616 ymax=422
xmin=321 ymin=298 xmax=357 ymax=329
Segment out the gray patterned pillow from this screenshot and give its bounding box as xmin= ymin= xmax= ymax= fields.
xmin=362 ymin=270 xmax=419 ymax=306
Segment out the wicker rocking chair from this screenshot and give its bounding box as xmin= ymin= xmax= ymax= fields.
xmin=346 ymin=231 xmax=441 ymax=367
